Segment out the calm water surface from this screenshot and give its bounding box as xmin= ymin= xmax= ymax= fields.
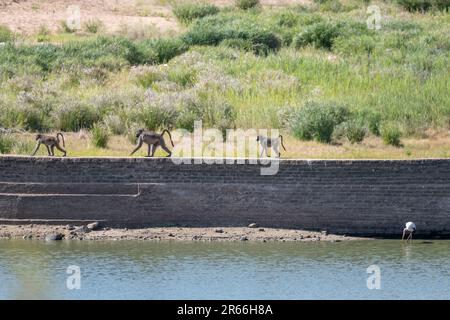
xmin=1 ymin=239 xmax=449 ymax=299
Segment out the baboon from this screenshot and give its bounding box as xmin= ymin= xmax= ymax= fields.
xmin=256 ymin=135 xmax=286 ymax=158
xmin=130 ymin=129 xmax=174 ymax=157
xmin=31 ymin=133 xmax=67 ymax=157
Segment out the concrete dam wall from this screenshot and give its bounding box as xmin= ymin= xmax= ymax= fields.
xmin=1 ymin=156 xmax=450 ymax=237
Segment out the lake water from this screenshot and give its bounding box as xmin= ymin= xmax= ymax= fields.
xmin=1 ymin=239 xmax=449 ymax=300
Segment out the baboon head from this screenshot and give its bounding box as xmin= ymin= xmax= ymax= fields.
xmin=256 ymin=136 xmax=260 ymax=142
xmin=135 ymin=129 xmax=144 ymax=138
xmin=35 ymin=134 xmax=42 ymax=141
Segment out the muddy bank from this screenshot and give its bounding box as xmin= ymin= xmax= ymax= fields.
xmin=0 ymin=224 xmax=368 ymax=242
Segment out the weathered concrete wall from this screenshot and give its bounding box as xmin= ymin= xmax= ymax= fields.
xmin=1 ymin=156 xmax=450 ymax=237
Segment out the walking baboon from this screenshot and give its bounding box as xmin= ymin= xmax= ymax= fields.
xmin=31 ymin=133 xmax=67 ymax=157
xmin=130 ymin=129 xmax=174 ymax=157
xmin=257 ymin=135 xmax=286 ymax=158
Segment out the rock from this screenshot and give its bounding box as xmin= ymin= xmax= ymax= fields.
xmin=214 ymin=229 xmax=224 ymax=233
xmin=168 ymin=233 xmax=175 ymax=237
xmin=240 ymin=236 xmax=248 ymax=241
xmin=321 ymin=230 xmax=328 ymax=236
xmin=22 ymin=234 xmax=32 ymax=240
xmin=258 ymin=228 xmax=265 ymax=232
xmin=87 ymin=222 xmax=101 ymax=231
xmin=74 ymin=226 xmax=90 ymax=233
xmin=66 ymin=225 xmax=75 ymax=231
xmin=45 ymin=233 xmax=64 ymax=241
xmin=248 ymin=223 xmax=258 ymax=228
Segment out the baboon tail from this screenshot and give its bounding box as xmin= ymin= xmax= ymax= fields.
xmin=161 ymin=129 xmax=174 ymax=147
xmin=279 ymin=135 xmax=286 ymax=151
xmin=57 ymin=133 xmax=65 ymax=148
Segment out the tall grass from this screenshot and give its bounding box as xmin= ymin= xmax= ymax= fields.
xmin=0 ymin=2 xmax=448 ymax=148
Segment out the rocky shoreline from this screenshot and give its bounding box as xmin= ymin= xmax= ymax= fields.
xmin=0 ymin=223 xmax=368 ymax=242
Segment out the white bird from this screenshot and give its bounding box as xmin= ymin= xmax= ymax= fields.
xmin=402 ymin=222 xmax=416 ymax=241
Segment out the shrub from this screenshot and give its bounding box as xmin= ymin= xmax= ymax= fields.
xmin=138 ymin=38 xmax=189 ymax=64
xmin=103 ymin=114 xmax=126 ymax=135
xmin=60 ymin=20 xmax=76 ymax=33
xmin=0 ymin=134 xmax=14 ymax=154
xmin=91 ymin=123 xmax=109 ymax=148
xmin=12 ymin=140 xmax=35 ymax=155
xmin=84 ymin=19 xmax=104 ymax=34
xmin=37 ymin=25 xmax=51 ymax=42
xmin=381 ymin=123 xmax=402 ymax=147
xmin=0 ymin=25 xmax=13 ymax=42
xmin=344 ymin=120 xmax=367 ymax=144
xmin=19 ymin=107 xmax=51 ymax=131
xmin=173 ymin=3 xmax=220 ymax=24
xmin=236 ymin=0 xmax=260 ymax=10
xmin=55 ymin=102 xmax=99 ymax=131
xmin=396 ymin=0 xmax=444 ymax=12
xmin=182 ymin=15 xmax=281 ymax=55
xmin=291 ymin=101 xmax=349 ymax=143
xmin=168 ymin=66 xmax=197 ymax=87
xmin=366 ymin=112 xmax=382 ymax=136
xmin=220 ymin=38 xmax=253 ymax=51
xmin=141 ymin=103 xmax=178 ymax=131
xmin=294 ymin=21 xmax=343 ymax=50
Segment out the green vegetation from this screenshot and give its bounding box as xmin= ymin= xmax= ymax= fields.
xmin=173 ymin=2 xmax=220 ymax=24
xmin=91 ymin=123 xmax=109 ymax=148
xmin=0 ymin=134 xmax=14 ymax=154
xmin=381 ymin=123 xmax=403 ymax=147
xmin=396 ymin=0 xmax=450 ymax=12
xmin=0 ymin=1 xmax=449 ymax=153
xmin=291 ymin=101 xmax=349 ymax=143
xmin=0 ymin=25 xmax=13 ymax=42
xmin=235 ymin=0 xmax=260 ymax=10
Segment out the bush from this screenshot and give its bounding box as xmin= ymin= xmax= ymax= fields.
xmin=91 ymin=123 xmax=109 ymax=148
xmin=103 ymin=114 xmax=126 ymax=135
xmin=141 ymin=103 xmax=178 ymax=131
xmin=291 ymin=101 xmax=349 ymax=143
xmin=381 ymin=123 xmax=402 ymax=147
xmin=0 ymin=25 xmax=13 ymax=42
xmin=294 ymin=21 xmax=343 ymax=50
xmin=138 ymin=38 xmax=189 ymax=64
xmin=236 ymin=0 xmax=260 ymax=10
xmin=344 ymin=120 xmax=367 ymax=144
xmin=182 ymin=15 xmax=281 ymax=55
xmin=19 ymin=107 xmax=51 ymax=131
xmin=396 ymin=0 xmax=448 ymax=12
xmin=55 ymin=102 xmax=99 ymax=131
xmin=0 ymin=134 xmax=14 ymax=154
xmin=366 ymin=112 xmax=382 ymax=136
xmin=168 ymin=66 xmax=197 ymax=87
xmin=173 ymin=3 xmax=220 ymax=24
xmin=84 ymin=19 xmax=104 ymax=34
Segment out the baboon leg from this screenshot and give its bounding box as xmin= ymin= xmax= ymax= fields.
xmin=130 ymin=139 xmax=143 ymax=156
xmin=147 ymin=144 xmax=153 ymax=157
xmin=273 ymin=144 xmax=280 ymax=158
xmin=45 ymin=145 xmax=52 ymax=156
xmin=159 ymin=139 xmax=172 ymax=157
xmin=31 ymin=142 xmax=41 ymax=156
xmin=260 ymin=146 xmax=266 ymax=158
xmin=151 ymin=143 xmax=159 ymax=157
xmin=50 ymin=145 xmax=55 ymax=156
xmin=55 ymin=143 xmax=67 ymax=157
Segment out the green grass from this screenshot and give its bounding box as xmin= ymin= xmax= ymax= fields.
xmin=0 ymin=1 xmax=449 ymax=153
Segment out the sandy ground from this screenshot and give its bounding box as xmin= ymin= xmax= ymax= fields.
xmin=0 ymin=224 xmax=366 ymax=242
xmin=0 ymin=0 xmax=312 ymax=36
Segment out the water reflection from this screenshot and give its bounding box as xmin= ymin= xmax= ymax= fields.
xmin=1 ymin=240 xmax=450 ymax=299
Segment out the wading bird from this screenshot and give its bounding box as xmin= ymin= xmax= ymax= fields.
xmin=402 ymin=221 xmax=416 ymax=242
